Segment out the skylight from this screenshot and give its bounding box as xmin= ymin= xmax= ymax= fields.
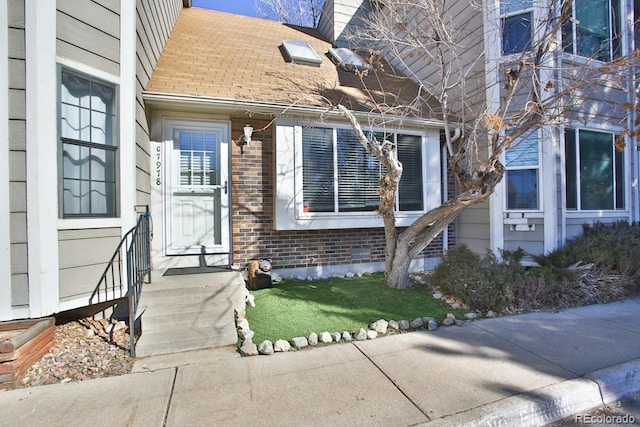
xmin=281 ymin=40 xmax=323 ymax=67
xmin=328 ymin=47 xmax=369 ymax=71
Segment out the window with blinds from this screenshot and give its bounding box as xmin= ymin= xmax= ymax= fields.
xmin=302 ymin=127 xmax=425 ymax=214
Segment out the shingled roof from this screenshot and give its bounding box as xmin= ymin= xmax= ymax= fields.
xmin=145 ymin=7 xmax=434 ymax=117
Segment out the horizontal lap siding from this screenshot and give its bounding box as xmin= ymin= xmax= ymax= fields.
xmin=7 ymin=0 xmax=28 ymax=307
xmin=56 ymin=1 xmax=121 ymax=76
xmin=55 ymin=2 xmax=122 ymax=303
xmin=58 ymin=228 xmax=122 ymax=300
xmin=136 ymin=0 xmax=182 ymax=206
xmin=231 ymin=118 xmax=444 ymax=270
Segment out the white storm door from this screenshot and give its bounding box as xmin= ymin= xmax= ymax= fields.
xmin=166 ymin=122 xmax=229 ymax=255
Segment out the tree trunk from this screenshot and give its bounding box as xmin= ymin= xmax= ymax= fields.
xmin=385 ymin=240 xmax=412 ymax=289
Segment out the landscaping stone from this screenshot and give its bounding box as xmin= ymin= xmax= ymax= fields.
xmin=290 ymin=337 xmax=309 ymax=349
xmin=427 ymin=319 xmax=438 ymax=331
xmin=369 ymin=319 xmax=389 ymax=334
xmin=346 ymin=272 xmax=355 ymax=278
xmin=238 ymin=328 xmax=254 ymax=342
xmin=432 ymin=292 xmax=443 ymax=300
xmin=308 ymin=333 xmax=318 ymax=346
xmin=274 ymin=339 xmax=291 ymax=352
xmin=455 ymin=320 xmax=465 ymax=326
xmin=442 ymin=313 xmax=456 ymax=326
xmin=234 ymin=309 xmax=246 ymax=319
xmin=245 ymin=294 xmax=256 ymax=308
xmin=331 ymin=332 xmax=341 ymax=342
xmin=342 ymin=331 xmax=352 ymax=342
xmin=486 ymin=310 xmax=497 ymax=318
xmin=240 ymin=342 xmax=258 ymax=357
xmin=388 ymin=320 xmax=400 ymax=330
xmin=236 ymin=318 xmax=249 ymax=330
xmin=258 ymin=340 xmax=274 ymax=355
xmin=319 ymin=332 xmax=332 ymax=344
xmin=366 ymin=330 xmax=378 ymax=340
xmin=409 ymin=318 xmax=424 ymax=329
xmin=451 ymin=303 xmax=462 ymax=309
xmin=398 ymin=320 xmax=410 ymax=330
xmin=355 ymin=328 xmax=368 ymax=341
xmin=464 ymin=312 xmax=478 ymax=320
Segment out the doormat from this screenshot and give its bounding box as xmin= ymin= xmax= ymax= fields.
xmin=163 ymin=265 xmax=235 ymax=276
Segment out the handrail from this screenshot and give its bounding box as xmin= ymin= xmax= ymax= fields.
xmin=90 ymin=206 xmax=152 ymax=356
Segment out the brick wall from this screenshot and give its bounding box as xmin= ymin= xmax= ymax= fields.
xmin=230 ymin=118 xmax=448 ymax=270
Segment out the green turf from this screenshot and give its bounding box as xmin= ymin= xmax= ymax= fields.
xmin=245 ymin=272 xmax=466 ymax=344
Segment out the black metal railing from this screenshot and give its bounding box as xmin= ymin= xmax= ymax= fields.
xmin=90 ymin=206 xmax=152 ymax=356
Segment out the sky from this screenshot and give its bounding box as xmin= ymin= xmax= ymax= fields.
xmin=191 ymin=0 xmax=261 ymax=17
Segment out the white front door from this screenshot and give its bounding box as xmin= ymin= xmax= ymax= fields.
xmin=165 ymin=121 xmax=229 ymax=255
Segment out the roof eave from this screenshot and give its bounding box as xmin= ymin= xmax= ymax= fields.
xmin=142 ymin=92 xmax=446 ymax=129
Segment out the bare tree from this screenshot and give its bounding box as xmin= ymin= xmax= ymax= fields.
xmin=254 ymin=0 xmax=324 ymax=27
xmin=330 ymin=0 xmax=637 ymax=288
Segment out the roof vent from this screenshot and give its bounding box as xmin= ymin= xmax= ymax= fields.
xmin=328 ymin=47 xmax=369 ymax=71
xmin=281 ymin=40 xmax=323 ymax=67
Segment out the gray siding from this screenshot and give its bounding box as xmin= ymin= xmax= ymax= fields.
xmin=58 ymin=228 xmax=122 ymax=300
xmin=503 ymin=219 xmax=545 ymax=255
xmin=456 ymin=202 xmax=490 ymax=254
xmin=7 ymin=0 xmax=28 ymax=307
xmin=56 ymin=0 xmax=121 ymax=76
xmin=136 ymin=0 xmax=182 ymax=205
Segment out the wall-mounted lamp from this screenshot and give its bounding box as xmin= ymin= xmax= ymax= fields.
xmin=235 ymin=124 xmax=253 ymax=154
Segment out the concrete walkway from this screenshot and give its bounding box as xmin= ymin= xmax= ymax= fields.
xmin=134 ymin=270 xmax=246 ymax=357
xmin=1 ymin=298 xmax=639 ymax=426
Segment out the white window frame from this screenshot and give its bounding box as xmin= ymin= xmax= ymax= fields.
xmin=564 ymin=127 xmax=626 ymax=212
xmin=500 ymin=0 xmax=534 ymax=56
xmin=504 ymin=130 xmax=542 ymax=212
xmin=274 ymin=122 xmax=442 ymax=230
xmin=57 ymin=65 xmax=120 ymax=220
xmin=562 ymin=0 xmax=620 ymax=62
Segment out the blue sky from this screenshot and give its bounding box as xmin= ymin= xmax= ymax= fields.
xmin=191 ymin=0 xmax=260 ymax=17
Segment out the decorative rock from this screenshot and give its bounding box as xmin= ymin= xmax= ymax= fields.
xmin=238 ymin=328 xmax=254 ymax=342
xmin=455 ymin=320 xmax=465 ymax=326
xmin=366 ymin=330 xmax=378 ymax=340
xmin=398 ymin=320 xmax=410 ymax=330
xmin=369 ymin=319 xmax=389 ymax=334
xmin=451 ymin=303 xmax=462 ymax=309
xmin=290 ymin=336 xmax=309 ymax=349
xmin=464 ymin=312 xmax=478 ymax=320
xmin=245 ymin=294 xmax=256 ymax=308
xmin=274 ymin=339 xmax=291 ymax=352
xmin=346 ymin=272 xmax=355 ymax=278
xmin=234 ymin=309 xmax=246 ymax=319
xmin=432 ymin=292 xmax=443 ymax=300
xmin=308 ymin=332 xmax=319 ymax=346
xmin=355 ymin=328 xmax=368 ymax=341
xmin=357 ymin=272 xmax=363 ymax=277
xmin=442 ymin=313 xmax=456 ymax=326
xmin=240 ymin=342 xmax=258 ymax=356
xmin=445 ymin=298 xmax=455 ymax=305
xmin=427 ymin=319 xmax=438 ymax=331
xmin=306 ymin=276 xmax=313 ymax=281
xmin=486 ymin=311 xmax=497 ymax=318
xmin=342 ymin=331 xmax=352 ymax=342
xmin=236 ymin=318 xmax=250 ymax=331
xmin=409 ymin=318 xmax=424 ymax=329
xmin=319 ymin=332 xmax=332 ymax=343
xmin=331 ymin=332 xmax=341 ymax=342
xmin=258 ymin=340 xmax=274 ymax=355
xmin=388 ymin=320 xmax=400 ymax=330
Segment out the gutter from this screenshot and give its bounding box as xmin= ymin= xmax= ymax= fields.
xmin=142 ymin=91 xmax=447 ymax=129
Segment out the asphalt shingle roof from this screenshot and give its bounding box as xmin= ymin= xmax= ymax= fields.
xmin=146 ymin=7 xmax=428 ymax=115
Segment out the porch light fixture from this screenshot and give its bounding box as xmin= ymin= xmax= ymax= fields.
xmin=236 ymin=124 xmax=253 ymax=154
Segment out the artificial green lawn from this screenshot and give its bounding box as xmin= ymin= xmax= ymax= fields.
xmin=245 ymin=272 xmax=466 ymax=344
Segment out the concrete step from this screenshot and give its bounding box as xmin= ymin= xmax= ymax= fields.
xmin=134 ymin=270 xmax=245 ymax=357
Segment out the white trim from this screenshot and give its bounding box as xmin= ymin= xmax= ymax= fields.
xmin=120 ymin=0 xmax=137 ymax=233
xmin=56 ymin=57 xmax=121 ymax=85
xmin=0 ymin=2 xmax=11 ymax=320
xmin=25 ymin=0 xmax=59 ymax=317
xmin=58 ymin=218 xmax=122 ymax=230
xmin=542 ymin=127 xmax=558 ymax=253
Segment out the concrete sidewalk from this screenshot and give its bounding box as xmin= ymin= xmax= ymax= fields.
xmin=1 ymin=298 xmax=639 ymax=427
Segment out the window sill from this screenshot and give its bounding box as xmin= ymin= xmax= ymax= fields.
xmin=565 ymin=210 xmax=628 ymax=219
xmin=275 ymin=211 xmax=424 ymax=231
xmin=58 ymin=217 xmax=122 ymax=230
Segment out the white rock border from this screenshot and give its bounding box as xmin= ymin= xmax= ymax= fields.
xmin=235 ymin=273 xmax=495 ymax=357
